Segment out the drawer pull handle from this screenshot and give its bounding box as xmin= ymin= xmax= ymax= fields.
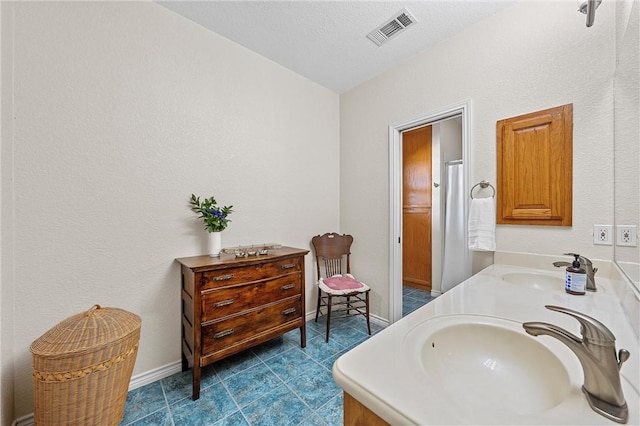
xmin=281 ymin=263 xmax=296 ymax=270
xmin=213 ymin=328 xmax=235 ymax=339
xmin=214 ymin=274 xmax=234 ymax=281
xmin=213 ymin=299 xmax=234 ymax=307
xmin=282 ymin=308 xmax=296 ymax=316
xmin=280 ymin=283 xmax=295 ymax=291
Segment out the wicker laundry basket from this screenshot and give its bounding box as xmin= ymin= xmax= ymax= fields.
xmin=30 ymin=305 xmax=141 ymax=426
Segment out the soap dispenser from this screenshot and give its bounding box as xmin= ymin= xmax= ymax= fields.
xmin=565 ymin=254 xmax=587 ymax=295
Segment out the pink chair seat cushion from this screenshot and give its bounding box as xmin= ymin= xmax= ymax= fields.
xmin=322 ymin=275 xmax=365 ymax=291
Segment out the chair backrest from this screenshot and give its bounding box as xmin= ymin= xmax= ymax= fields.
xmin=311 ymin=232 xmax=354 ymax=279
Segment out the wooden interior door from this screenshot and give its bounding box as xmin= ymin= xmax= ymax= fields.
xmin=402 ymin=126 xmax=432 ymax=291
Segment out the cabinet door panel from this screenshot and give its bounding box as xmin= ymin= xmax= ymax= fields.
xmin=497 ymin=104 xmax=572 ymax=226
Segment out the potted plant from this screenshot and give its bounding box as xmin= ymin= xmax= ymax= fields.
xmin=189 ymin=194 xmax=233 ymax=257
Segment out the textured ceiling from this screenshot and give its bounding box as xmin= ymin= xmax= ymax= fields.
xmin=156 ymin=1 xmax=518 ymax=93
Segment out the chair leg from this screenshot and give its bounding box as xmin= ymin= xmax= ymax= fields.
xmin=346 ymin=295 xmax=351 ymax=316
xmin=365 ymin=290 xmax=371 ymax=335
xmin=326 ymin=294 xmax=332 ymax=342
xmin=315 ymin=288 xmax=322 ymax=323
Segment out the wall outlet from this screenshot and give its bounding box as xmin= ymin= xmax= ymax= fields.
xmin=593 ymin=224 xmax=613 ymax=245
xmin=616 ymin=225 xmax=637 ymax=247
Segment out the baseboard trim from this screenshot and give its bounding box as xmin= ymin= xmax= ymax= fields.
xmin=12 ymin=414 xmax=34 ymax=426
xmin=11 ymin=360 xmax=183 ymax=426
xmin=12 ymin=315 xmax=388 ymax=426
xmin=306 ymin=310 xmax=389 ymax=328
xmin=370 ymin=313 xmax=389 ymax=328
xmin=128 ymin=360 xmax=182 ymax=391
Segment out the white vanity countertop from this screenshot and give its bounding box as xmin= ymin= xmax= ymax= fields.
xmin=332 ymin=264 xmax=640 ymax=425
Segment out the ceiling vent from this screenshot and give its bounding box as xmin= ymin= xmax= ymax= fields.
xmin=366 ymin=8 xmax=417 ymax=47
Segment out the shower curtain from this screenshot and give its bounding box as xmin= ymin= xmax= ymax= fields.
xmin=441 ymin=161 xmax=467 ymax=293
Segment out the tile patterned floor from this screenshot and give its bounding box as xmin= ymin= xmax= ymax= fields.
xmin=121 ymin=289 xmax=436 ymax=426
xmin=402 ymin=286 xmax=437 ymax=317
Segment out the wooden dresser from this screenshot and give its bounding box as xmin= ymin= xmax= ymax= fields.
xmin=176 ymin=246 xmax=308 ymax=400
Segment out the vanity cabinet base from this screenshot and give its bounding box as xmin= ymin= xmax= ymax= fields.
xmin=344 ymin=392 xmax=390 ymax=426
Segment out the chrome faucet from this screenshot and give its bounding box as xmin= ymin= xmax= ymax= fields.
xmin=523 ymin=305 xmax=630 ymax=424
xmin=553 ymin=253 xmax=598 ymax=291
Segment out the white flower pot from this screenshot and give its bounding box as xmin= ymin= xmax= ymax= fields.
xmin=208 ymin=231 xmax=222 ymax=257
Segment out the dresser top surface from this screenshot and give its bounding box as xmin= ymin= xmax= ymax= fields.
xmin=176 ymin=246 xmax=309 ymax=270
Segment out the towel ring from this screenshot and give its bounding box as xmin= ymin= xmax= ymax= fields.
xmin=470 ymin=180 xmax=496 ymax=199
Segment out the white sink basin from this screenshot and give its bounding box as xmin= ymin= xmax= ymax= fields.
xmin=501 ymin=272 xmax=564 ymax=291
xmin=404 ymin=315 xmax=571 ymax=415
xmin=334 ymin=265 xmax=639 ymax=425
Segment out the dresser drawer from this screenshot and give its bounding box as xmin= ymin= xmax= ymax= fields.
xmin=201 ymin=298 xmax=302 ymax=355
xmin=201 ymin=275 xmax=301 ymax=322
xmin=200 ymin=257 xmax=302 ymax=291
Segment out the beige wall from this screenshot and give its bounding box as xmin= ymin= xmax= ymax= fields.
xmin=0 ymin=0 xmax=627 ymax=422
xmin=1 ymin=3 xmax=15 ymax=424
xmin=340 ymin=1 xmax=616 ymax=318
xmin=1 ymin=2 xmax=340 ymax=418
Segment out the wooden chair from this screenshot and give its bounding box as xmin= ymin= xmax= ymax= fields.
xmin=311 ymin=232 xmax=371 ymax=342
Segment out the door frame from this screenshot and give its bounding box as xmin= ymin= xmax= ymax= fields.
xmin=388 ymin=100 xmax=472 ymax=324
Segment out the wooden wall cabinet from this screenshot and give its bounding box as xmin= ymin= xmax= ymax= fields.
xmin=176 ymin=247 xmax=308 ymax=400
xmin=497 ymin=103 xmax=573 ymax=226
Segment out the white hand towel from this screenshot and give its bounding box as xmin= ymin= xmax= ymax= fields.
xmin=468 ymin=198 xmax=496 ymax=252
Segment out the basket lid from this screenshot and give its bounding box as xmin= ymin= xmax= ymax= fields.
xmin=30 ymin=305 xmax=141 ymax=356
